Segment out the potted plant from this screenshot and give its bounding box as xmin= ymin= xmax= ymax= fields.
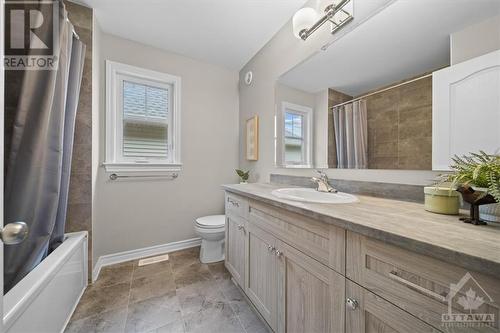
xmin=438 ymin=151 xmax=500 ymax=224
xmin=236 ymin=169 xmax=250 ymax=184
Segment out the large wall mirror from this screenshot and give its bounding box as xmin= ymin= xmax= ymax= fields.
xmin=274 ymin=0 xmax=499 ymax=170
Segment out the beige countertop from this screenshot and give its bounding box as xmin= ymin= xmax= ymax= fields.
xmin=222 ymin=183 xmax=500 ymax=278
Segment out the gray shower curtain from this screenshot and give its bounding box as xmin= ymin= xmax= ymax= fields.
xmin=4 ymin=2 xmax=86 ymax=292
xmin=333 ymin=100 xmax=368 ymax=169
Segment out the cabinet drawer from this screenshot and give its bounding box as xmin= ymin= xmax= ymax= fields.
xmin=346 ymin=280 xmax=438 ymax=333
xmin=347 ymin=232 xmax=500 ymax=332
xmin=249 ymin=200 xmax=345 ymax=273
xmin=225 ymin=192 xmax=248 ymax=219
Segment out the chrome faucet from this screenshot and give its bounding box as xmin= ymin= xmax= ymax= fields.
xmin=311 ymin=170 xmax=337 ymax=193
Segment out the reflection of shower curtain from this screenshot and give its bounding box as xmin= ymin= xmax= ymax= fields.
xmin=4 ymin=3 xmax=86 ymax=292
xmin=332 ymin=100 xmax=368 ymax=168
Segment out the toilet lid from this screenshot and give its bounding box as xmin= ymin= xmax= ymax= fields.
xmin=195 ymin=215 xmax=225 ymax=229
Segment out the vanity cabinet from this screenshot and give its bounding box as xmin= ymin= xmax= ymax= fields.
xmin=249 ymin=200 xmax=345 ymax=273
xmin=224 ymin=189 xmax=500 ymax=333
xmin=346 ymin=280 xmax=438 ymax=333
xmin=225 ymin=214 xmax=246 ymax=287
xmin=245 ymin=219 xmax=346 ymax=333
xmin=347 ymin=232 xmax=500 ymax=333
xmin=246 ymin=223 xmax=279 ymax=331
xmin=276 ymin=240 xmax=345 ymax=333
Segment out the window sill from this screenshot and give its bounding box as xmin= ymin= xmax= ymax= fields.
xmin=103 ymin=162 xmax=182 ymax=174
xmin=278 ymin=164 xmax=314 ymax=169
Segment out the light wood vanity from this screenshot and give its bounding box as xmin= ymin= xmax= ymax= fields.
xmin=223 ymin=183 xmax=500 ymax=333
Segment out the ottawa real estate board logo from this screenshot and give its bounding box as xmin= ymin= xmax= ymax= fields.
xmin=4 ymin=0 xmax=59 ymax=70
xmin=442 ymin=272 xmax=497 ymax=329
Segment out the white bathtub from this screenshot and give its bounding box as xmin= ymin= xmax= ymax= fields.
xmin=4 ymin=231 xmax=88 ymax=333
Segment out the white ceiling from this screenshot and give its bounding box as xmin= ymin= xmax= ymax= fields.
xmin=74 ymin=0 xmax=308 ymax=70
xmin=279 ymin=0 xmax=500 ymax=95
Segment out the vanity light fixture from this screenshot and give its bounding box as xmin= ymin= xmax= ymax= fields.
xmin=293 ymin=0 xmax=354 ymax=41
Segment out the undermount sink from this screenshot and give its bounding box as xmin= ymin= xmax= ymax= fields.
xmin=271 ymin=188 xmax=358 ymax=204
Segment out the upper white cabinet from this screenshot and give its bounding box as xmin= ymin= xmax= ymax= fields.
xmin=432 ymin=50 xmax=500 ymax=170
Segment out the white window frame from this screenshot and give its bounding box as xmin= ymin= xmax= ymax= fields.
xmin=277 ymin=102 xmax=313 ymax=168
xmin=104 ymin=60 xmax=181 ymax=174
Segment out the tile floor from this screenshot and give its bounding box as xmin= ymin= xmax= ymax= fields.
xmin=66 ymin=247 xmax=269 ymax=333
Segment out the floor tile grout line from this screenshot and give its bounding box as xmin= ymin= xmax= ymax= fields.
xmin=172 ymin=259 xmax=191 ymax=333
xmin=69 ymin=264 xmax=135 ymax=327
xmin=224 ymin=279 xmax=249 ymax=333
xmin=210 ymin=265 xmax=247 ymax=333
xmin=122 ymin=261 xmax=136 ymax=333
xmin=69 ymin=248 xmax=264 ymax=333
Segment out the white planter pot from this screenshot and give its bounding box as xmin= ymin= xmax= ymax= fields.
xmin=480 ymin=203 xmax=500 ymax=223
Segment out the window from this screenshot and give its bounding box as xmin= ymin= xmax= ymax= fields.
xmin=105 ymin=61 xmax=181 ymax=173
xmin=278 ymin=102 xmax=312 ymax=167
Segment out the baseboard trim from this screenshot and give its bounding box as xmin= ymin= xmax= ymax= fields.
xmin=92 ymin=237 xmax=202 ymax=282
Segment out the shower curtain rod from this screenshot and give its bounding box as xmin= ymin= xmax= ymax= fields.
xmin=329 ymin=73 xmax=432 ymax=109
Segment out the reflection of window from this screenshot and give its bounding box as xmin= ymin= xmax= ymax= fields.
xmin=105 ymin=61 xmax=181 ymax=173
xmin=280 ymin=102 xmax=312 ymax=167
xmin=284 ymin=112 xmax=304 ymax=163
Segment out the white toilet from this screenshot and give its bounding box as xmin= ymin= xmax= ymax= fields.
xmin=194 ymin=215 xmax=226 ymax=263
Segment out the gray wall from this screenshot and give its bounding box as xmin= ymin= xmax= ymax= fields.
xmin=238 ymin=0 xmax=438 ymax=186
xmin=93 ymin=33 xmax=239 ymax=263
xmin=451 ymin=15 xmax=500 ymax=65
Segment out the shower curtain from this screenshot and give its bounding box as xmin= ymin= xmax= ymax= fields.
xmin=4 ymin=2 xmax=86 ymax=292
xmin=332 ymin=100 xmax=368 ymax=169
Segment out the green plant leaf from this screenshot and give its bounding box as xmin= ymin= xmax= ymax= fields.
xmin=435 ymin=151 xmax=500 ymax=198
xmin=235 ymin=169 xmax=250 ymax=181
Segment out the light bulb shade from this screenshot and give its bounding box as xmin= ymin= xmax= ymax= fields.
xmin=292 ymin=7 xmax=318 ymax=39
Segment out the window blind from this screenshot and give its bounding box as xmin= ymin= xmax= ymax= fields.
xmin=122 ymin=81 xmax=170 ymax=159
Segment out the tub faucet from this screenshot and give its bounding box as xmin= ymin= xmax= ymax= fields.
xmin=311 ymin=170 xmax=337 ymax=193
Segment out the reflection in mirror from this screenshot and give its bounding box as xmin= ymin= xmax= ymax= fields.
xmin=275 ymin=84 xmax=318 ymax=169
xmin=276 ymin=0 xmax=500 ymax=170
xmin=328 ymin=74 xmax=432 ymax=170
xmin=284 ymin=109 xmax=305 ymax=164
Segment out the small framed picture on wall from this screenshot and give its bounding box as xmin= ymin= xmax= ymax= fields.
xmin=246 ymin=116 xmax=259 ymax=161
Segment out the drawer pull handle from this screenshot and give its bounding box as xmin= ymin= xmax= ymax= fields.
xmin=275 ymin=250 xmax=283 ymax=257
xmin=227 ymin=198 xmax=240 ymax=207
xmin=267 ymin=245 xmax=275 ymax=252
xmin=388 ymin=271 xmax=447 ymax=303
xmin=237 ymin=224 xmax=244 ymax=231
xmin=346 ymin=298 xmax=359 ymax=310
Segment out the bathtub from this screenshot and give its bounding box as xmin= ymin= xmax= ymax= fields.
xmin=4 ymin=231 xmax=88 ymax=333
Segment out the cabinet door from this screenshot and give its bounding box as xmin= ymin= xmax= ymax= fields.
xmin=246 ymin=223 xmax=278 ymax=331
xmin=276 ymin=240 xmax=345 ymax=333
xmin=225 ymin=215 xmax=246 ymax=287
xmin=346 ymin=280 xmax=439 ymax=333
xmin=432 ymin=49 xmax=500 ymax=170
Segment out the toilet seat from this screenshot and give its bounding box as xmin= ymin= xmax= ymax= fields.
xmin=195 ymin=215 xmax=225 ymax=229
